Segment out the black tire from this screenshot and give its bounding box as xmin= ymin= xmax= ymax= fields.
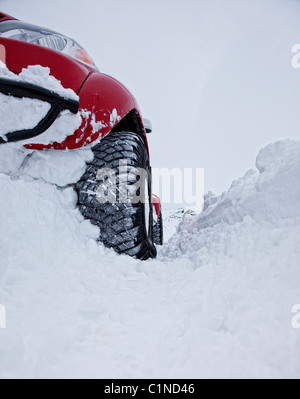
xmin=75 ymin=131 xmax=157 ymax=260
xmin=153 ymin=211 xmax=163 ymax=246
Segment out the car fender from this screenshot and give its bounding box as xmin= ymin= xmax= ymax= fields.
xmin=25 ymin=71 xmax=148 ymax=150
xmin=0 ymin=36 xmax=148 ymax=152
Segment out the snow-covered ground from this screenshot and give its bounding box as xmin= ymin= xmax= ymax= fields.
xmin=0 ymin=65 xmax=299 ymax=378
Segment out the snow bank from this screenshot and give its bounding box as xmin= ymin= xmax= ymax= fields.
xmin=174 ymin=139 xmax=300 ymax=234
xmin=159 ymin=140 xmax=300 ymax=378
xmin=0 ymin=133 xmax=299 ymax=377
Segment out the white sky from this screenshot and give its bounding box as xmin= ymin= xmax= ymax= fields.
xmin=1 ymin=0 xmax=300 ymax=194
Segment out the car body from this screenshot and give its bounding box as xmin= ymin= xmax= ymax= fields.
xmin=0 ymin=11 xmax=163 ymax=259
xmin=0 ymin=11 xmax=150 ymax=152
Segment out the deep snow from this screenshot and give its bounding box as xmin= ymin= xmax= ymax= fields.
xmin=0 ymin=76 xmax=299 ymax=379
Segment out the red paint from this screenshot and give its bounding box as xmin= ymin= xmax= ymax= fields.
xmin=152 ymin=194 xmax=161 ymax=218
xmin=0 ymin=12 xmax=16 ymax=22
xmin=0 ymin=38 xmax=91 ymax=94
xmin=24 ymin=71 xmax=144 ymax=151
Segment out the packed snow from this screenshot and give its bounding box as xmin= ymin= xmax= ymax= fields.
xmin=0 ymin=124 xmax=299 ymax=377
xmin=109 ymin=108 xmax=121 ymax=127
xmin=0 ymin=66 xmax=81 ymax=145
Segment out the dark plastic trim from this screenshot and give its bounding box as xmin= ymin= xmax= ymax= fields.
xmin=0 ymin=77 xmax=79 ymax=144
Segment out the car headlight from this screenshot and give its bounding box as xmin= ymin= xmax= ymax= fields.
xmin=0 ymin=21 xmax=96 ymax=68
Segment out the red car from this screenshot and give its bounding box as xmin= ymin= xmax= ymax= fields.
xmin=0 ymin=11 xmax=163 ymax=260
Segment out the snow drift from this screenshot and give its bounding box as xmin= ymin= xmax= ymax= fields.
xmin=170 ymin=139 xmax=300 ymax=238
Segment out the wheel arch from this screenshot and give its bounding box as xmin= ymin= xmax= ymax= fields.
xmin=110 ymin=109 xmax=150 ymax=155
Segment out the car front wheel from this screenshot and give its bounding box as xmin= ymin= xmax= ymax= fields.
xmin=76 ymin=131 xmax=157 ymax=260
